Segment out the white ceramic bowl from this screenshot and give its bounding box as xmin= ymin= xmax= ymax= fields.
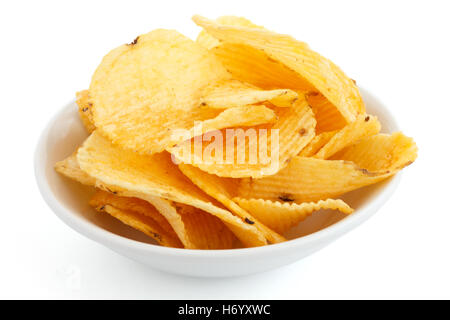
xmin=35 ymin=87 xmax=401 ymax=277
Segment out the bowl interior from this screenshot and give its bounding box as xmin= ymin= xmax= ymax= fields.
xmin=39 ymin=88 xmax=399 ymax=247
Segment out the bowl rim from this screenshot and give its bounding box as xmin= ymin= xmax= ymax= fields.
xmin=34 ymin=87 xmax=401 ymax=258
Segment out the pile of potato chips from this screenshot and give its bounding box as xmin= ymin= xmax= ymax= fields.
xmin=55 ymin=15 xmax=417 ymax=249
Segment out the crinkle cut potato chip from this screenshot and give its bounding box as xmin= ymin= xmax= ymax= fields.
xmin=170 ymin=96 xmax=316 ymax=178
xmin=77 ymin=132 xmax=267 ymax=247
xmin=76 ymin=90 xmax=96 ymax=133
xmin=178 ymin=163 xmax=286 ymax=244
xmin=55 ymin=155 xmax=236 ymax=249
xmin=197 ymin=18 xmax=349 ymax=133
xmin=55 ymin=140 xmax=260 ymax=247
xmin=200 ymin=80 xmax=298 ymax=109
xmin=55 ymin=150 xmax=198 ymax=249
xmin=199 ymin=17 xmax=313 ymax=92
xmin=145 ymin=196 xmax=237 ymax=249
xmin=209 ymin=43 xmax=347 ymax=133
xmin=233 ymin=198 xmax=354 ymax=234
xmin=192 ymin=15 xmax=365 ymax=123
xmin=314 ymin=114 xmax=381 ymax=159
xmin=173 ymin=203 xmax=237 ymax=249
xmin=197 ymin=16 xmax=264 ymax=50
xmin=94 ymin=205 xmax=182 ymax=247
xmin=238 ymin=132 xmax=417 ymax=202
xmin=122 ymin=194 xmax=196 ymax=249
xmin=209 ymin=43 xmax=348 ymax=134
xmin=306 ymin=92 xmax=348 ymax=134
xmin=183 ymin=105 xmax=277 ymax=143
xmin=54 ymin=152 xmax=97 ymax=186
xmin=90 ymin=190 xmax=175 ymax=236
xmin=89 ymin=29 xmax=226 ymax=155
xmin=330 ymin=132 xmax=418 ymax=171
xmin=211 ymin=43 xmax=314 ymax=92
xmin=90 ymin=29 xmax=296 ymax=155
xmin=90 ymin=190 xmax=183 ymax=248
xmin=91 ymin=191 xmax=236 ymax=249
xmin=299 ymin=130 xmax=338 ymax=157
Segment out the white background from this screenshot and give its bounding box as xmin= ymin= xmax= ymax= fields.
xmin=1 ymin=0 xmax=449 ymax=299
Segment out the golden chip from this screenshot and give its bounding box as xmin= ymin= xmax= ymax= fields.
xmin=306 ymin=92 xmax=348 ymax=133
xmin=299 ymin=130 xmax=338 ymax=157
xmin=170 ymin=96 xmax=316 ymax=178
xmin=138 ymin=196 xmax=236 ymax=249
xmin=181 ymin=105 xmax=277 ymax=143
xmin=233 ymin=198 xmax=353 ymax=234
xmin=200 ymin=80 xmax=298 ymax=108
xmin=90 ymin=190 xmax=183 ymax=248
xmin=331 ymin=132 xmax=418 ymax=170
xmin=209 ymin=42 xmax=347 ymax=134
xmin=90 ymin=190 xmax=175 ymax=236
xmin=195 ymin=17 xmax=353 ymax=134
xmin=174 ymin=203 xmax=237 ymax=249
xmin=130 ymin=195 xmax=237 ymax=249
xmin=200 ymin=17 xmax=313 ymax=92
xmin=212 ymin=42 xmax=314 ymax=92
xmin=55 ymin=151 xmax=198 ymax=248
xmin=197 ymin=16 xmax=264 ymax=50
xmin=76 ymin=90 xmax=96 ymax=133
xmin=90 ymin=29 xmax=294 ymax=155
xmin=314 ymin=114 xmax=381 ymax=159
xmin=178 ymin=163 xmax=286 ymax=244
xmin=238 ymin=132 xmax=417 ymax=202
xmin=54 ymin=152 xmax=96 ymax=186
xmin=77 ymin=131 xmax=267 ymax=247
xmin=193 ymin=15 xmax=365 ymax=122
xmin=132 ymin=195 xmax=196 ymax=248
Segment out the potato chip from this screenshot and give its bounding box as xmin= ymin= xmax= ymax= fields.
xmin=210 ymin=43 xmax=347 ymax=134
xmin=90 ymin=191 xmax=236 ymax=249
xmin=200 ymin=80 xmax=298 ymax=108
xmin=196 ymin=16 xmax=264 ymax=50
xmin=134 ymin=195 xmax=236 ymax=249
xmin=209 ymin=43 xmax=347 ymax=133
xmin=233 ymin=198 xmax=354 ymax=233
xmin=127 ymin=194 xmax=196 ymax=248
xmin=178 ymin=163 xmax=286 ymax=244
xmin=90 ymin=29 xmax=294 ymax=155
xmin=54 ymin=152 xmax=96 ymax=186
xmin=200 ymin=17 xmax=313 ymax=93
xmin=314 ymin=114 xmax=381 ymax=159
xmin=76 ymin=90 xmax=96 ymax=133
xmin=89 ymin=29 xmax=228 ymax=154
xmin=173 ymin=203 xmax=237 ymax=249
xmin=331 ymin=132 xmax=418 ymax=171
xmin=77 ymin=132 xmax=267 ymax=247
xmin=195 ymin=16 xmax=351 ymax=132
xmin=55 ymin=152 xmax=198 ymax=248
xmin=211 ymin=43 xmax=313 ymax=92
xmin=170 ymin=96 xmax=316 ymax=178
xmin=91 ymin=190 xmax=175 ymax=235
xmin=238 ymin=133 xmax=417 ymax=202
xmin=209 ymin=43 xmax=348 ymax=134
xmin=306 ymin=92 xmax=348 ymax=133
xmin=299 ymin=130 xmax=338 ymax=157
xmin=90 ymin=190 xmax=183 ymax=248
xmin=182 ymin=105 xmax=277 ymax=143
xmin=192 ymin=15 xmax=365 ymax=122
xmin=96 ymin=206 xmax=183 ymax=248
